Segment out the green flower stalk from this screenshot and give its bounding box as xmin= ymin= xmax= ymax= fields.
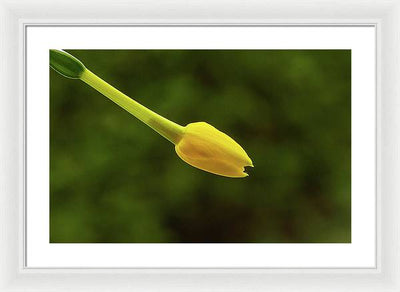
xmin=50 ymin=49 xmax=253 ymax=178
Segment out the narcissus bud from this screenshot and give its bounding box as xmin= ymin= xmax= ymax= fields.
xmin=50 ymin=50 xmax=254 ymax=178
xmin=175 ymin=122 xmax=253 ymax=178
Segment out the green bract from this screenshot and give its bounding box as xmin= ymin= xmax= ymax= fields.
xmin=50 ymin=49 xmax=86 ymax=79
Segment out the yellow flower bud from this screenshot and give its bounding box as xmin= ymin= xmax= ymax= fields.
xmin=175 ymin=122 xmax=253 ymax=178
xmin=51 ymin=50 xmax=254 ymax=178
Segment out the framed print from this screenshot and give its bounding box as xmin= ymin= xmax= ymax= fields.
xmin=0 ymin=0 xmax=400 ymax=291
xmin=26 ymin=25 xmax=374 ymax=269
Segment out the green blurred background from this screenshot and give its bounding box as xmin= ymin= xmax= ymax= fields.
xmin=50 ymin=50 xmax=351 ymax=243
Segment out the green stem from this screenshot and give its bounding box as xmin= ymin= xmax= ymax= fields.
xmin=50 ymin=49 xmax=185 ymax=144
xmin=80 ymin=69 xmax=185 ymax=144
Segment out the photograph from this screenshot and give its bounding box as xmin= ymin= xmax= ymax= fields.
xmin=49 ymin=49 xmax=351 ymax=243
xmin=1 ymin=0 xmax=391 ymax=287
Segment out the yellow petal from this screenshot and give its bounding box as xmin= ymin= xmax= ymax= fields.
xmin=175 ymin=122 xmax=253 ymax=178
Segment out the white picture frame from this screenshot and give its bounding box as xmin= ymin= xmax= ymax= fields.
xmin=1 ymin=0 xmax=399 ymax=291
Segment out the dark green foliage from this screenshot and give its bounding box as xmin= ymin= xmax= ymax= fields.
xmin=50 ymin=50 xmax=351 ymax=243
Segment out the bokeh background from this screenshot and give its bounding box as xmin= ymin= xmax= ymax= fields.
xmin=50 ymin=50 xmax=351 ymax=243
